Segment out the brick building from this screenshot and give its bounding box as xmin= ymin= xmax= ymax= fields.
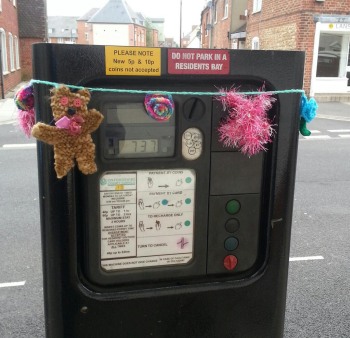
xmin=76 ymin=0 xmax=158 ymax=47
xmin=0 ymin=0 xmax=21 ymax=95
xmin=246 ymin=0 xmax=350 ymax=96
xmin=201 ymin=0 xmax=248 ymax=49
xmin=17 ymin=0 xmax=46 ymax=81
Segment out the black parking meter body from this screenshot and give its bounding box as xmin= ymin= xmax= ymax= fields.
xmin=33 ymin=44 xmax=304 ymax=338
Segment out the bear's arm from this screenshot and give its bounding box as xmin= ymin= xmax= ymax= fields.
xmin=31 ymin=122 xmax=68 ymax=145
xmin=84 ymin=109 xmax=104 ymax=133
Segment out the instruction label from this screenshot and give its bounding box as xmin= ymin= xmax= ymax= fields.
xmin=100 ymin=169 xmax=195 ymax=271
xmin=168 ymin=48 xmax=230 ymax=75
xmin=105 ymin=46 xmax=161 ymax=76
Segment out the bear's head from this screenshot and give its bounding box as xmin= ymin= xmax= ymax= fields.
xmin=50 ymin=86 xmax=91 ymax=122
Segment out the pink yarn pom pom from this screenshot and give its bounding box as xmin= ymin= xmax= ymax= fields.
xmin=217 ymin=88 xmax=276 ymax=157
xmin=17 ymin=108 xmax=35 ymax=138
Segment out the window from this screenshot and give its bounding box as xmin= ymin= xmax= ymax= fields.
xmin=223 ymin=0 xmax=229 ymax=19
xmin=8 ymin=32 xmax=14 ymax=71
xmin=0 ymin=0 xmax=2 ymax=11
xmin=316 ymin=33 xmax=342 ymax=77
xmin=253 ymin=0 xmax=262 ymax=13
xmin=0 ymin=29 xmax=8 ymax=73
xmin=14 ymin=35 xmax=19 ymax=69
xmin=85 ymin=33 xmax=89 ymax=41
xmin=252 ymin=37 xmax=260 ymax=50
xmin=13 ymin=0 xmax=16 ymax=6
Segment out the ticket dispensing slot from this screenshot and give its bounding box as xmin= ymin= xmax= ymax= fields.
xmin=81 ymin=81 xmax=273 ymax=289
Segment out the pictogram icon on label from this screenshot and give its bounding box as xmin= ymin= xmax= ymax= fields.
xmin=177 ymin=237 xmax=189 ymax=249
xmin=100 ymin=169 xmax=196 ymax=271
xmin=182 ymin=128 xmax=203 ymax=160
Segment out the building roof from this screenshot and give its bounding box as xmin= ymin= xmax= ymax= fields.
xmin=88 ymin=0 xmax=143 ymax=25
xmin=77 ymin=8 xmax=100 ymax=21
xmin=47 ymin=16 xmax=79 ymax=38
xmin=17 ymin=0 xmax=47 ymax=39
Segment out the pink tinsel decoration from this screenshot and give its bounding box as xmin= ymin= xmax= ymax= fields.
xmin=217 ymin=88 xmax=276 ymax=157
xmin=17 ymin=108 xmax=35 ymax=138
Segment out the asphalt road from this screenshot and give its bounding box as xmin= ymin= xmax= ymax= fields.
xmin=0 ymin=125 xmax=43 ymax=337
xmin=0 ymin=102 xmax=350 ymax=337
xmin=285 ymin=113 xmax=350 ymax=338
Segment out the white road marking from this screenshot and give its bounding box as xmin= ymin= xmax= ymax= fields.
xmin=317 ymin=114 xmax=350 ymax=122
xmin=303 ymin=135 xmax=331 ymax=140
xmin=1 ymin=143 xmax=36 ymax=149
xmin=339 ymin=134 xmax=350 ymax=138
xmin=328 ymin=129 xmax=350 ymax=133
xmin=309 ymin=130 xmax=321 ymax=133
xmin=289 ymin=256 xmax=324 ymax=262
xmin=0 ymin=281 xmax=26 ymax=288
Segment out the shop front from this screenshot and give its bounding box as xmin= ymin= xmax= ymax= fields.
xmin=311 ymin=16 xmax=350 ymax=96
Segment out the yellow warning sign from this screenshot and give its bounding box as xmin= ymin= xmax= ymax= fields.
xmin=105 ymin=46 xmax=161 ymax=76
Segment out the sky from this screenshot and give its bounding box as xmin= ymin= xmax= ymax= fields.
xmin=46 ymin=0 xmax=207 ymax=43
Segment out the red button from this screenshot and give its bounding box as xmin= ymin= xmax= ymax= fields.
xmin=223 ymin=255 xmax=238 ymax=271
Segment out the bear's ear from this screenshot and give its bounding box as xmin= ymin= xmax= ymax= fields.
xmin=77 ymin=89 xmax=91 ymax=104
xmin=50 ymin=85 xmax=71 ymax=107
xmin=51 ymin=85 xmax=71 ymax=97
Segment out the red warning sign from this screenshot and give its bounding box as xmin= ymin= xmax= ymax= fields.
xmin=168 ymin=49 xmax=230 ymax=75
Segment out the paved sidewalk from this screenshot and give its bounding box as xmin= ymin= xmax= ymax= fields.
xmin=0 ymin=98 xmax=18 ymax=124
xmin=0 ymin=82 xmax=27 ymax=125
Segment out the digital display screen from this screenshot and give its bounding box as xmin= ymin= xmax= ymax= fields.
xmin=107 ymin=103 xmax=169 ymax=125
xmin=119 ymin=139 xmax=159 ymax=154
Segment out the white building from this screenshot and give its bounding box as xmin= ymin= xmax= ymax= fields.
xmin=310 ymin=16 xmax=350 ymax=96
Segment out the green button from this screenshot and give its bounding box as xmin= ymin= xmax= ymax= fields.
xmin=225 ymin=200 xmax=241 ymax=215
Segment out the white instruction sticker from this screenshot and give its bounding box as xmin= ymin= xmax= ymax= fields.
xmin=100 ymin=169 xmax=195 ymax=270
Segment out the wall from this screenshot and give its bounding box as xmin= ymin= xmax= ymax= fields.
xmin=93 ymin=24 xmax=130 ymax=46
xmin=20 ymin=37 xmax=44 ymax=80
xmin=0 ymin=0 xmax=21 ymax=93
xmin=231 ymin=0 xmax=248 ymax=32
xmin=246 ymin=0 xmax=350 ymax=93
xmin=201 ymin=6 xmax=211 ymax=49
xmin=77 ymin=21 xmax=94 ymax=45
xmin=211 ymin=0 xmax=232 ymax=49
xmin=92 ymin=24 xmax=148 ymax=46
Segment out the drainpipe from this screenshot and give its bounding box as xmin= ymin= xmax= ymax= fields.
xmin=180 ymin=0 xmax=183 ymax=48
xmin=0 ymin=48 xmax=4 ymax=99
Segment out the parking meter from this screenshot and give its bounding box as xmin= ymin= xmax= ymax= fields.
xmin=33 ymin=44 xmax=304 ymax=338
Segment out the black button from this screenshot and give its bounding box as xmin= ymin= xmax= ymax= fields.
xmin=225 ymin=218 xmax=240 ymax=233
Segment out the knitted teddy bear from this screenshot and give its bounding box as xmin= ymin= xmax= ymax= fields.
xmin=31 ymin=86 xmax=104 ymax=178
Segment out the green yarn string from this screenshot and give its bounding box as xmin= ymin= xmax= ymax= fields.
xmin=30 ymin=79 xmax=305 ymax=97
